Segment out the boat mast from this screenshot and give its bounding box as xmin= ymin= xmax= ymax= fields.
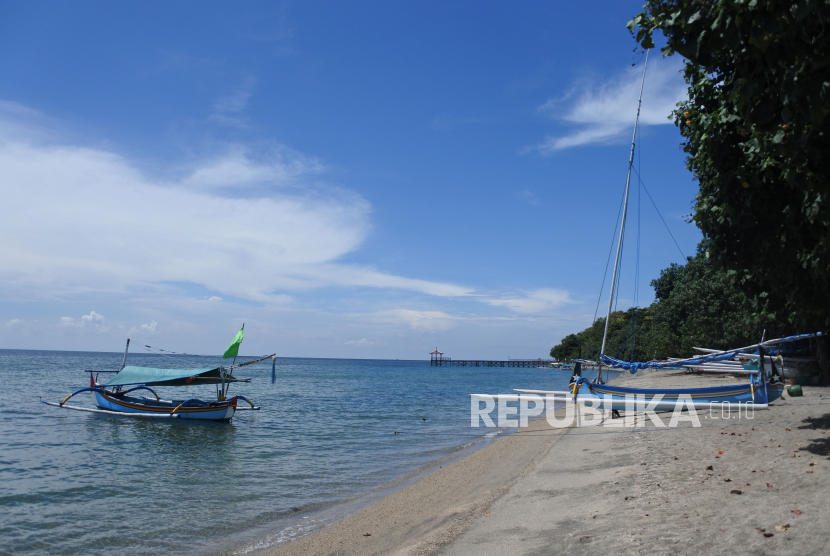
xmin=599 ymin=50 xmax=650 ymax=367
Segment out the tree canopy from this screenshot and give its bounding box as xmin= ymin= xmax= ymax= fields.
xmin=628 ymin=0 xmax=830 ymax=334
xmin=550 ymin=244 xmax=756 ymax=361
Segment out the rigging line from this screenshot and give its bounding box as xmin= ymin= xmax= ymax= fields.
xmin=612 ymin=224 xmax=625 ymax=314
xmin=593 ymin=185 xmax=628 ymax=324
xmin=631 ymin=166 xmax=687 ymax=260
xmin=143 ymin=349 xmax=187 ymax=362
xmin=631 ymin=172 xmax=642 ymax=362
xmin=144 ymin=345 xmax=195 ymax=356
xmin=143 ymin=345 xmax=201 ymax=363
xmin=611 ymin=199 xmax=628 ymax=316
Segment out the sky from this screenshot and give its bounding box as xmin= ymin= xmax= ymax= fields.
xmin=0 ymin=1 xmax=702 ymax=359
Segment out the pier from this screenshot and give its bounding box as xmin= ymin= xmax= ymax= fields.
xmin=429 ymin=348 xmax=555 ymax=367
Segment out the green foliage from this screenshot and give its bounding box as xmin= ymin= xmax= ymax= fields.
xmin=551 ymin=318 xmax=607 ymax=360
xmin=550 ymin=245 xmax=758 ymax=360
xmin=645 ymin=243 xmax=757 ymax=357
xmin=628 ymin=0 xmax=830 ymax=332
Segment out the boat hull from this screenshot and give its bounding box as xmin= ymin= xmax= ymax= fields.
xmin=577 ymin=379 xmax=782 ymax=410
xmin=95 ymin=391 xmax=235 ymax=421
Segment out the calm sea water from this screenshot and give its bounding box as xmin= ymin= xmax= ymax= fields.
xmin=0 ymin=350 xmax=584 ymax=555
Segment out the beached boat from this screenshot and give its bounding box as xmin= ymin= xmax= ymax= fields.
xmin=516 ymin=51 xmax=807 ymax=410
xmin=43 ymin=327 xmax=274 ymax=421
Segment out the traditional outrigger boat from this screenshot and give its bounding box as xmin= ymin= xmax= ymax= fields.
xmin=513 ymin=52 xmax=815 ymax=412
xmin=43 ymin=326 xmax=274 ymax=421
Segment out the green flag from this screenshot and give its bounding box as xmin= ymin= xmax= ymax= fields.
xmin=223 ymin=326 xmax=244 ymax=359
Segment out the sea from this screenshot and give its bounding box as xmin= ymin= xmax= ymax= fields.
xmin=0 ymin=350 xmax=595 ymax=555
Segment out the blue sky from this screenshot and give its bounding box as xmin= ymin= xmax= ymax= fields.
xmin=0 ymin=1 xmax=701 ymax=359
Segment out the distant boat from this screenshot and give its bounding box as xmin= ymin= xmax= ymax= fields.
xmin=43 ymin=327 xmax=272 ymax=421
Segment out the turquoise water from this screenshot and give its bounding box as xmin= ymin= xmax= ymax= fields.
xmin=0 ymin=350 xmax=582 ymax=555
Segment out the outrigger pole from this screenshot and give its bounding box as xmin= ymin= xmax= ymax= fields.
xmin=598 ymin=49 xmax=650 ymax=382
xmin=120 ymin=339 xmax=131 ymax=371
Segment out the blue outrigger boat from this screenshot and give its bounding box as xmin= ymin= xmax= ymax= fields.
xmin=515 ymin=54 xmax=808 ymax=412
xmin=516 ymin=335 xmax=813 ymax=412
xmin=44 ymin=327 xmax=274 ymax=421
xmin=562 ymin=341 xmax=790 ymax=410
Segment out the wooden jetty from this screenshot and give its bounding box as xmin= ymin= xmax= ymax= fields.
xmin=429 ymin=348 xmax=555 ymax=368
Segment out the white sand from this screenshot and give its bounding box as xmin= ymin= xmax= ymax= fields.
xmin=257 ymin=371 xmax=830 ymax=556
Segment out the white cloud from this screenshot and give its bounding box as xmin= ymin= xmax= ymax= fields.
xmin=532 ymin=58 xmax=686 ymax=153
xmin=140 ymin=320 xmax=158 ymax=333
xmin=485 ymin=288 xmax=574 ymax=314
xmin=369 ymin=309 xmax=458 ymax=332
xmin=0 ymin=100 xmax=65 ymax=143
xmin=182 ymin=145 xmax=323 ymax=191
xmin=0 ymin=104 xmax=471 ymax=303
xmin=61 ymin=311 xmax=106 ymax=328
xmin=82 ymin=310 xmax=105 ymax=323
xmin=344 ymin=338 xmax=379 ymax=347
xmin=208 ymin=296 xmax=223 ymax=302
xmin=5 ymin=318 xmax=24 ymax=328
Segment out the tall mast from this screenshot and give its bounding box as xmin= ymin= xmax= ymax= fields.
xmin=599 ymin=50 xmax=650 ymax=360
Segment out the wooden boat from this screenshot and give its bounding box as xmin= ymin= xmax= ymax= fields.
xmin=44 ymin=329 xmax=273 ymax=421
xmin=516 ymin=52 xmax=810 ymax=411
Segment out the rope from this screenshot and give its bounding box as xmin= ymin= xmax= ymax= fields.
xmin=593 ymin=185 xmax=629 ymax=324
xmin=631 ymin=167 xmax=687 ymax=260
xmin=144 ymin=345 xmax=194 ymax=356
xmin=630 ymin=147 xmax=642 ymax=362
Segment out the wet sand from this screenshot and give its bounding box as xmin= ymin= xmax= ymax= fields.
xmin=260 ymin=371 xmax=830 ymax=556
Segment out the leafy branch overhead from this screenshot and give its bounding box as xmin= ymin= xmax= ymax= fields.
xmin=628 ymin=0 xmax=830 ymax=331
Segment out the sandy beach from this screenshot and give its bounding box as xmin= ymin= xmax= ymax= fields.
xmin=260 ymin=371 xmax=830 ymax=556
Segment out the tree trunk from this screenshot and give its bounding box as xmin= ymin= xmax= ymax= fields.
xmin=817 ymin=333 xmax=830 ymax=385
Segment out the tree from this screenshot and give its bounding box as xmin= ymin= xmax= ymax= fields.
xmin=550 ymin=245 xmax=757 ymax=360
xmin=628 ymin=1 xmax=830 ymax=347
xmin=645 ymin=243 xmax=756 ymax=357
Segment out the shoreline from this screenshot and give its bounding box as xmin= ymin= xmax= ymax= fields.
xmin=236 ymin=370 xmax=830 ymax=555
xmin=222 ymin=427 xmax=507 ymax=555
xmin=235 ymin=409 xmax=568 ymax=556
xmin=222 ymin=371 xmax=609 ymax=556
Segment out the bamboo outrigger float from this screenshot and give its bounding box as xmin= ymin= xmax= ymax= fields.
xmin=43 ymin=326 xmax=274 ymax=421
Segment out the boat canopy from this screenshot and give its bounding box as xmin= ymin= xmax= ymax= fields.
xmin=104 ymin=366 xmax=225 ymax=387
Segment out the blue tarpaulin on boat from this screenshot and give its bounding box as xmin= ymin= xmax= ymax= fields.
xmin=601 ymin=350 xmax=745 ymax=373
xmin=105 ymin=366 xmax=224 ymax=387
xmin=600 ymin=332 xmax=821 ymax=373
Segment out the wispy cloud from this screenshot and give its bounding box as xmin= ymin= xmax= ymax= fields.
xmin=0 ymin=103 xmax=473 ymax=305
xmin=181 ymin=144 xmax=325 ymax=192
xmin=209 ymin=76 xmax=258 ymax=128
xmin=484 ymin=288 xmax=574 ymax=314
xmin=531 ymin=58 xmax=686 ymax=153
xmin=369 ymin=309 xmax=459 ymax=332
xmin=344 ymin=338 xmax=381 ymax=347
xmin=517 ymin=190 xmax=540 ymax=206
